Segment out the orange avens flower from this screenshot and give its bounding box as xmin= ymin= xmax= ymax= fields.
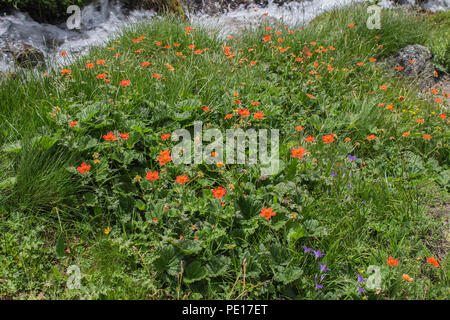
xmin=161 ymin=133 xmax=171 ymax=140
xmin=260 ymin=207 xmax=276 ymax=220
xmin=120 ymin=133 xmax=129 ymax=140
xmin=141 ymin=61 xmax=150 ymax=66
xmin=175 ymin=175 xmax=189 ymax=184
xmin=253 ymin=111 xmax=265 ymax=119
xmin=77 ymin=163 xmax=91 ymax=174
xmin=238 ymin=109 xmax=250 ymax=117
xmin=422 ymin=134 xmax=432 ymax=140
xmin=403 ymin=131 xmax=410 ymax=137
xmin=291 ymin=146 xmax=306 ymax=160
xmin=145 ymin=171 xmax=159 ymax=181
xmin=366 ymin=135 xmax=376 ymax=141
xmin=426 ymin=257 xmax=439 ymax=267
xmin=322 ymin=134 xmax=335 ymax=144
xmin=386 ymin=257 xmax=399 ymax=266
xmin=224 ymin=114 xmax=233 ymax=119
xmin=96 ymin=59 xmax=105 ymax=65
xmin=158 ymin=150 xmax=172 ymax=166
xmin=305 ymin=135 xmax=315 ymax=142
xmin=61 ymin=69 xmax=71 ymax=75
xmin=402 ymin=274 xmax=414 ymax=282
xmin=103 ymin=132 xmax=117 ymax=141
xmin=69 ymin=121 xmax=77 ymax=127
xmin=439 ymin=114 xmax=446 ymax=119
xmin=85 ymin=63 xmax=95 ymax=69
xmin=96 ymin=73 xmax=107 ymax=79
xmin=212 ymin=187 xmax=226 ymax=199
xmin=120 ymin=80 xmax=131 ymax=87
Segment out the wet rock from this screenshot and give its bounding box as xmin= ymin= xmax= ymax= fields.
xmin=0 ymin=41 xmax=45 ymax=68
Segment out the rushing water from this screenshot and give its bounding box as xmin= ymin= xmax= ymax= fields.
xmin=0 ymin=0 xmax=448 ymax=73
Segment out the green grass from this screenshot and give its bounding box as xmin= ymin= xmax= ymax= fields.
xmin=0 ymin=4 xmax=448 ymax=300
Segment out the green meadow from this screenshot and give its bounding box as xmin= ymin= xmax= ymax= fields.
xmin=0 ymin=4 xmax=448 ymax=299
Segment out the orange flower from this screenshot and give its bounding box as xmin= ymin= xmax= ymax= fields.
xmin=291 ymin=146 xmax=306 ymax=160
xmin=295 ymin=125 xmax=304 ymax=131
xmin=103 ymin=132 xmax=117 ymax=141
xmin=344 ymin=137 xmax=351 ymax=142
xmin=305 ymin=135 xmax=315 ymax=142
xmin=386 ymin=257 xmax=399 ymax=266
xmin=438 ymin=113 xmax=446 ymax=119
xmin=403 ymin=131 xmax=410 ymax=137
xmin=224 ymin=114 xmax=233 ymax=119
xmin=253 ymin=111 xmax=265 ymax=119
xmin=120 ymin=80 xmax=131 ymax=87
xmin=202 ymin=105 xmax=210 ymax=112
xmin=61 ymin=69 xmax=71 ymax=75
xmin=175 ymin=175 xmax=189 ymax=184
xmin=161 ymin=133 xmax=171 ymax=140
xmin=369 ymin=58 xmax=377 ymax=62
xmin=212 ymin=187 xmax=226 ymax=199
xmin=422 ymin=134 xmax=432 ymax=140
xmin=238 ymin=109 xmax=250 ymax=117
xmin=322 ymin=134 xmax=335 ymax=144
xmin=69 ymin=121 xmax=77 ymax=127
xmin=96 ymin=59 xmax=105 ymax=65
xmin=260 ymin=207 xmax=276 ymax=220
xmin=77 ymin=163 xmax=91 ymax=174
xmin=380 ymin=85 xmax=387 ymax=90
xmin=96 ymin=73 xmax=107 ymax=79
xmin=416 ymin=119 xmax=424 ymax=124
xmin=348 ymin=23 xmax=355 ymax=27
xmin=141 ymin=61 xmax=151 ymax=66
xmin=60 ymin=51 xmax=67 ymax=56
xmin=402 ymin=274 xmax=414 ymax=282
xmin=152 ymin=73 xmax=162 ymax=79
xmin=158 ymin=150 xmax=172 ymax=166
xmin=85 ymin=63 xmax=95 ymax=69
xmin=426 ymin=257 xmax=439 ymax=267
xmin=366 ymin=135 xmax=376 ymax=141
xmin=395 ymin=66 xmax=404 ymax=70
xmin=262 ymin=35 xmax=272 ymax=42
xmin=120 ymin=133 xmax=129 ymax=140
xmin=216 ymin=162 xmax=224 ymax=168
xmin=145 ymin=171 xmax=159 ymax=181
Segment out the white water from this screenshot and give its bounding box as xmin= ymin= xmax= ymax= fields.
xmin=0 ymin=0 xmax=448 ymax=73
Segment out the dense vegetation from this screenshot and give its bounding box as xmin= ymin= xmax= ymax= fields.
xmin=0 ymin=4 xmax=448 ymax=299
xmin=0 ymin=0 xmax=184 ymax=23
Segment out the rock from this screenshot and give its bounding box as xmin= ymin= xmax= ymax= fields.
xmin=391 ymin=44 xmax=436 ymax=88
xmin=0 ymin=41 xmax=45 ymax=68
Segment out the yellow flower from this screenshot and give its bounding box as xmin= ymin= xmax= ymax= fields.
xmin=104 ymin=227 xmax=111 ymax=235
